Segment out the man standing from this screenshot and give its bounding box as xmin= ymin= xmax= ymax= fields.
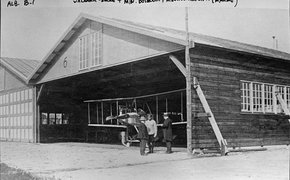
xmin=137 ymin=116 xmax=149 ymax=156
xmin=145 ymin=114 xmax=157 ymax=153
xmin=162 ymin=113 xmax=173 ymax=153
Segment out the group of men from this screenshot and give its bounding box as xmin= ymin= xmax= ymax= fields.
xmin=137 ymin=113 xmax=173 ymax=156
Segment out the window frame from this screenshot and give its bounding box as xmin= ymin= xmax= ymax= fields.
xmin=264 ymin=84 xmax=273 ymax=113
xmin=79 ymin=29 xmax=103 ymax=71
xmin=91 ymin=31 xmax=102 ymax=67
xmin=252 ymin=83 xmax=263 ymax=112
xmin=241 ymin=82 xmax=251 ymax=112
xmin=241 ymin=80 xmax=290 ymax=114
xmin=79 ymin=34 xmax=89 ymax=70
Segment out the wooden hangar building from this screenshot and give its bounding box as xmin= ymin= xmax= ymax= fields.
xmin=1 ymin=13 xmax=289 ymax=151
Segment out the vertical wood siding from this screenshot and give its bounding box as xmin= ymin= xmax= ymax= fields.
xmin=190 ymin=46 xmax=290 ymax=149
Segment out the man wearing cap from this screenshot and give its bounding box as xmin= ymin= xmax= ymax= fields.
xmin=137 ymin=116 xmax=149 ymax=156
xmin=162 ymin=113 xmax=173 ymax=153
xmin=145 ymin=114 xmax=157 ymax=153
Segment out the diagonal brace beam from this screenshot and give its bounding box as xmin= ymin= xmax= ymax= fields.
xmin=169 ymin=55 xmax=186 ymax=77
xmin=37 ymin=84 xmax=44 ymax=103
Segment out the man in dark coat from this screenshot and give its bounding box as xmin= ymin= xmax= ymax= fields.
xmin=137 ymin=116 xmax=149 ymax=156
xmin=162 ymin=113 xmax=173 ymax=153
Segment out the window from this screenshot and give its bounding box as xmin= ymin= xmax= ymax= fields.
xmin=79 ymin=30 xmax=102 ymax=70
xmin=62 ymin=114 xmax=69 ymax=124
xmin=241 ymin=81 xmax=290 ymax=114
xmin=56 ymin=113 xmax=62 ymax=124
xmin=41 ymin=112 xmax=69 ymax=125
xmin=252 ymin=83 xmax=262 ymax=112
xmin=241 ymin=82 xmax=250 ymax=112
xmin=276 ymin=86 xmax=284 ymax=113
xmin=92 ymin=31 xmax=102 ymax=67
xmin=41 ymin=112 xmax=48 ymax=125
xmin=79 ymin=35 xmax=89 ymax=70
xmin=264 ymin=84 xmax=273 ymax=113
xmin=49 ymin=113 xmax=56 ymax=125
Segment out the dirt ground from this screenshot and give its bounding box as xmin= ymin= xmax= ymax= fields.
xmin=0 ymin=142 xmax=289 ymax=180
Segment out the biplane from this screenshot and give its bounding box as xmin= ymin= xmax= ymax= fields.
xmin=84 ymin=89 xmax=187 ymax=147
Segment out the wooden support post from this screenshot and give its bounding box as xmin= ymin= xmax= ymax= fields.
xmin=116 ymin=101 xmax=119 ymax=125
xmin=185 ymin=7 xmax=193 ymax=155
xmin=97 ymin=103 xmax=99 ymax=124
xmin=156 ymin=96 xmax=159 ymax=124
xmin=35 ymin=84 xmax=44 ymax=143
xmin=37 ymin=104 xmax=40 ymax=143
xmin=33 ymin=87 xmax=40 ymax=143
xmin=101 ymin=102 xmax=104 ymax=124
xmin=166 ymin=98 xmax=168 ymax=112
xmin=110 ymin=103 xmax=113 ymax=124
xmin=88 ymin=103 xmax=91 ymax=125
xmin=181 ymin=92 xmax=184 ymax=122
xmin=117 ymin=101 xmax=119 ymax=114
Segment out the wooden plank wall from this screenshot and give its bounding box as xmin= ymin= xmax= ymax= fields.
xmin=190 ymin=46 xmax=290 ymax=149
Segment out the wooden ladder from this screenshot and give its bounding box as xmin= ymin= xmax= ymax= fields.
xmin=275 ymin=92 xmax=290 ymax=123
xmin=193 ymin=77 xmax=229 ymax=155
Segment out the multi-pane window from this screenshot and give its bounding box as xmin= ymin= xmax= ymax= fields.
xmin=92 ymin=31 xmax=102 ymax=67
xmin=241 ymin=81 xmax=290 ymax=114
xmin=276 ymin=86 xmax=284 ymax=113
xmin=241 ymin=82 xmax=250 ymax=112
xmin=41 ymin=112 xmax=69 ymax=125
xmin=79 ymin=35 xmax=89 ymax=70
xmin=252 ymin=83 xmax=263 ymax=112
xmin=264 ymin=84 xmax=273 ymax=113
xmin=79 ymin=30 xmax=102 ymax=70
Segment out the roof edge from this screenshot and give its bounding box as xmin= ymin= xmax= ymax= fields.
xmin=0 ymin=58 xmax=28 ymax=83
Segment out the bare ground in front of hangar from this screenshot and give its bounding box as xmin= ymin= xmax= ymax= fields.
xmin=0 ymin=142 xmax=289 ymax=180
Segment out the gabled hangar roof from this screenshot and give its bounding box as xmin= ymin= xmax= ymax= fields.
xmin=0 ymin=57 xmax=40 ymax=83
xmin=28 ymin=13 xmax=290 ymax=83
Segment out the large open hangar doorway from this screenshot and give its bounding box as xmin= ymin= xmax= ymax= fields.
xmin=37 ymin=51 xmax=187 ymax=146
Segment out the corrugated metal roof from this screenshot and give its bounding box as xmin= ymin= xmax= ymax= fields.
xmin=0 ymin=57 xmax=40 ymax=81
xmin=28 ymin=13 xmax=290 ymax=83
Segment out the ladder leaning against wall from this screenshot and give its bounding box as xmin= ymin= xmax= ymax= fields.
xmin=275 ymin=92 xmax=290 ymax=123
xmin=193 ymin=77 xmax=229 ymax=155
